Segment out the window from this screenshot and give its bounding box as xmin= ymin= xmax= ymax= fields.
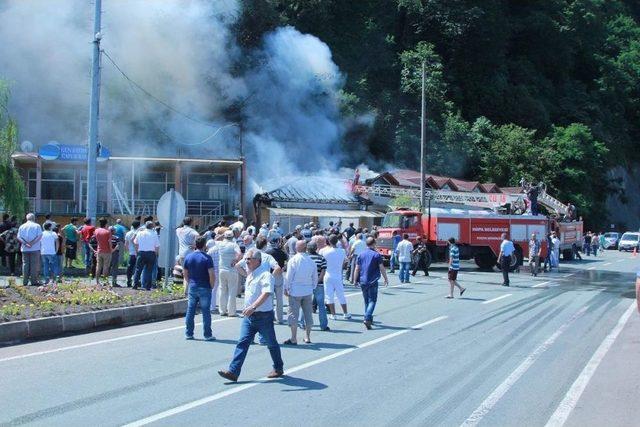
xmin=138 ymin=172 xmax=174 ymax=200
xmin=41 ymin=169 xmax=74 ymax=200
xmin=187 ymin=173 xmax=228 ymax=200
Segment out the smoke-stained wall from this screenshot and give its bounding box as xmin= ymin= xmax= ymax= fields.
xmin=0 ymin=0 xmax=352 ymax=190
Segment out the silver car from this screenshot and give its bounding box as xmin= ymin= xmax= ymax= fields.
xmin=618 ymin=232 xmax=640 ymax=251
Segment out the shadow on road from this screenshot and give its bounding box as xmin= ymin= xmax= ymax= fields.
xmin=277 ymin=375 xmax=328 ymax=392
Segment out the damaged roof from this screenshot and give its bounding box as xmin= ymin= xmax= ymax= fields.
xmin=257 ymin=176 xmax=369 ymax=204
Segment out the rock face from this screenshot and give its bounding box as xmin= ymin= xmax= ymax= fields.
xmin=607 ymin=166 xmax=640 ymax=231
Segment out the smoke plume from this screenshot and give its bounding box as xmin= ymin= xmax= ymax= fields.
xmin=0 ymin=0 xmax=352 ymax=188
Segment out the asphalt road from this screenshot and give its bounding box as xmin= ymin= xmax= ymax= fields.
xmin=0 ymin=250 xmax=638 ymax=427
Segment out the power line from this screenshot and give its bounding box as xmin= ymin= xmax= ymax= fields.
xmin=102 ymin=49 xmax=217 ymax=128
xmin=102 ymin=49 xmax=241 ymax=147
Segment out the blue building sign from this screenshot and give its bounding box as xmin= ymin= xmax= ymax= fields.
xmin=38 ymin=142 xmax=110 ymax=162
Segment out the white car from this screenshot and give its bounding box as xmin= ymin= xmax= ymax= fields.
xmin=603 ymin=232 xmax=620 ymax=249
xmin=618 ymin=232 xmax=640 ymax=252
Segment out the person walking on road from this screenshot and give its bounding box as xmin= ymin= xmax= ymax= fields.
xmin=529 ymin=233 xmax=541 ymax=276
xmin=498 ymin=233 xmax=515 ymax=286
xmin=583 ymin=232 xmax=592 ymax=256
xmin=550 ymin=231 xmax=561 ymax=271
xmin=218 ymin=249 xmax=284 ymax=382
xmin=321 ymin=234 xmax=351 ymax=319
xmin=284 ymin=240 xmax=318 ymax=344
xmin=307 ymin=241 xmax=329 ymax=331
xmin=591 ymin=232 xmax=599 ymax=256
xmin=183 ymin=236 xmax=216 ymax=341
xmin=446 ymin=237 xmax=465 ymax=298
xmin=396 ymin=233 xmax=413 ymax=284
xmin=17 ymin=213 xmax=42 ymax=286
xmin=411 ymin=236 xmax=430 ymax=277
xmin=389 ymin=230 xmax=401 ymax=273
xmin=354 ymin=237 xmax=388 ymax=329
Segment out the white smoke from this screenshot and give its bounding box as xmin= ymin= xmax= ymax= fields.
xmin=0 ymin=0 xmax=353 ymax=185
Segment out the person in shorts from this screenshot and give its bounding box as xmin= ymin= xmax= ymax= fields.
xmin=447 ymin=237 xmax=466 ymax=299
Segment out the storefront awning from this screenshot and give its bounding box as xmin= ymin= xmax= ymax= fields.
xmin=267 ymin=207 xmax=386 ymax=218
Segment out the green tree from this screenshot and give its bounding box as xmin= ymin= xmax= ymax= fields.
xmin=0 ymin=80 xmax=27 ymax=218
xmin=542 ymin=123 xmax=609 ymax=224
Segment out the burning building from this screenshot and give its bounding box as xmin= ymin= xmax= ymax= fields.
xmin=253 ymin=176 xmax=385 ymax=233
xmin=12 ymin=142 xmax=244 ymax=227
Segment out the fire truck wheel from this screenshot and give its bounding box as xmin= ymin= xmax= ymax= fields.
xmin=562 ymin=248 xmax=575 ymax=261
xmin=474 ymin=253 xmax=497 ymax=270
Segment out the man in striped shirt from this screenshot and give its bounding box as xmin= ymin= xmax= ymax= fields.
xmin=447 ymin=237 xmax=466 ymax=299
xmin=307 ymin=241 xmax=329 ymax=331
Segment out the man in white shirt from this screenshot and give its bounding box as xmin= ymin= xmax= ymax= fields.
xmin=396 ymin=233 xmax=414 ymax=284
xmin=218 ymin=249 xmax=284 ymax=383
xmin=230 ymin=215 xmax=245 ymax=232
xmin=217 ymin=230 xmax=242 ymax=316
xmin=176 ymin=216 xmax=200 ymax=265
xmin=124 ymin=220 xmax=140 ymax=287
xmin=284 ymin=240 xmax=318 ymax=345
xmin=206 ymin=234 xmax=222 ymax=313
xmin=17 ymin=213 xmax=43 ymax=286
xmin=497 ymin=233 xmax=516 ymax=286
xmin=133 ymin=221 xmax=160 ymax=290
xmin=321 ymin=234 xmax=351 ymax=319
xmin=40 ymin=222 xmax=59 ymax=284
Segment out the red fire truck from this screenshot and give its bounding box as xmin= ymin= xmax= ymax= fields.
xmin=354 ymin=185 xmax=583 ymax=271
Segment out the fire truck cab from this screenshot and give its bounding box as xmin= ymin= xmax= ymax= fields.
xmin=376 ymin=207 xmax=582 ymax=271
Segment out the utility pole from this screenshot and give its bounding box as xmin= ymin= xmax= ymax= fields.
xmin=420 ymin=60 xmax=427 ymax=212
xmin=86 ymin=0 xmax=102 ymax=223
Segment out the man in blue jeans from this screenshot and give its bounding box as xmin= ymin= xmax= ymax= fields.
xmin=354 ymin=237 xmax=389 ymax=330
xmin=390 ymin=230 xmax=401 ymax=273
xmin=183 ymin=236 xmax=216 ymax=340
xmin=218 ymin=249 xmax=284 ymax=382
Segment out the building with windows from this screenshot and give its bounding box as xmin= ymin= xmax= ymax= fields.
xmin=12 ymin=149 xmax=244 ymax=227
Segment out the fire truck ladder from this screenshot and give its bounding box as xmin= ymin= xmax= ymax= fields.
xmin=353 ymin=185 xmax=514 ymax=209
xmin=355 ymin=184 xmax=568 ymax=215
xmin=536 ymin=191 xmax=567 ymax=216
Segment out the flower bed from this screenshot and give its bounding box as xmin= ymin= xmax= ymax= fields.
xmin=0 ymin=279 xmax=184 ymax=323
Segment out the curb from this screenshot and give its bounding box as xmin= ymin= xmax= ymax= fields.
xmin=0 ymin=299 xmax=188 ymax=345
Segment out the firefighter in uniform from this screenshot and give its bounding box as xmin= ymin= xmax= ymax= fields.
xmin=411 ymin=237 xmax=430 ymax=277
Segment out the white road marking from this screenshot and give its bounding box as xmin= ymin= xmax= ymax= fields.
xmin=532 ymin=281 xmax=553 ymax=288
xmin=587 ymin=267 xmax=596 ymax=270
xmin=562 ymin=274 xmax=575 ymax=278
xmin=481 ymin=294 xmax=512 ymax=305
xmin=460 ymin=305 xmax=590 ymax=427
xmin=545 ymin=302 xmax=635 ymax=427
xmin=0 ymin=317 xmax=234 ymax=363
xmin=0 ymin=282 xmax=411 ymax=363
xmin=122 ymin=316 xmax=449 ymax=427
xmin=602 ymin=263 xmax=612 ymax=266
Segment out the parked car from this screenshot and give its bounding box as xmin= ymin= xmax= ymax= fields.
xmin=618 ymin=232 xmax=640 ymax=251
xmin=603 ymin=232 xmax=620 ymax=249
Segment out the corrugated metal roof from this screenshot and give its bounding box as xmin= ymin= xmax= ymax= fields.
xmin=263 ymin=176 xmax=359 ymax=203
xmin=268 ymin=207 xmax=385 ymax=218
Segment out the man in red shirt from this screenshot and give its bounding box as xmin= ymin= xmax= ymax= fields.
xmin=79 ymin=218 xmax=96 ymax=273
xmin=93 ymin=217 xmax=113 ymax=285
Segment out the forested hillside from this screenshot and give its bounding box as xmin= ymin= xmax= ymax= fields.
xmin=235 ymin=0 xmax=640 ymax=226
